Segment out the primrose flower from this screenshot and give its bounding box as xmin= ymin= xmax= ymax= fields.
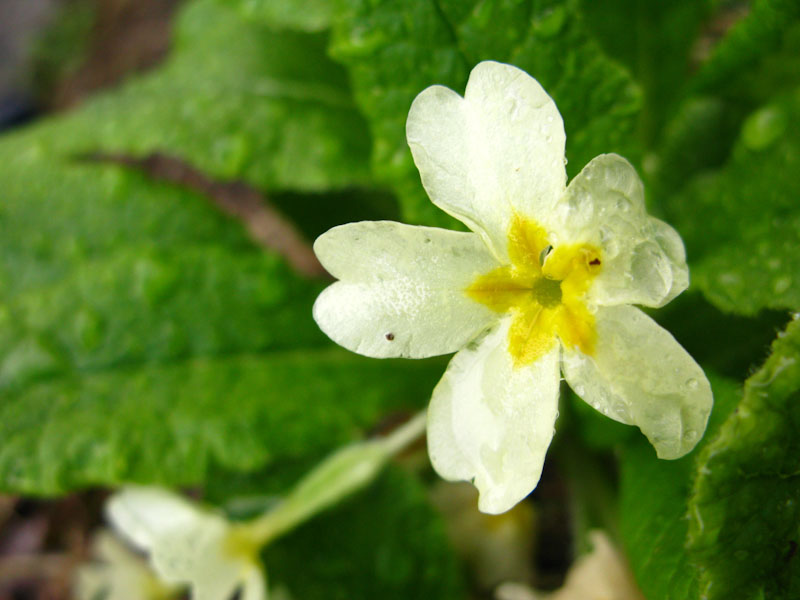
xmin=107 ymin=487 xmax=266 ymax=600
xmin=313 ymin=61 xmax=712 ymax=514
xmin=75 ymin=530 xmax=181 ymax=600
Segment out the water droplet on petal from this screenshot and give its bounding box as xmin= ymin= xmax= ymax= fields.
xmin=615 ymin=197 xmax=631 ymax=212
xmin=604 ymin=239 xmax=620 ymax=258
xmin=612 ymin=402 xmax=629 ymax=420
xmin=685 ymin=378 xmax=699 ymax=390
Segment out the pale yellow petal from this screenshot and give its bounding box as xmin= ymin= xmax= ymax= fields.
xmin=407 ymin=61 xmax=566 ymax=261
xmin=552 ymin=154 xmax=688 ymax=308
xmin=313 ymin=221 xmax=498 ymax=358
xmin=562 ymin=305 xmax=712 ymax=458
xmin=427 ymin=319 xmax=560 ymax=514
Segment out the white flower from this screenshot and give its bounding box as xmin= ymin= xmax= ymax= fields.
xmin=106 ymin=487 xmax=266 ymax=600
xmin=75 ymin=530 xmax=181 ymax=600
xmin=312 ymin=61 xmax=712 ymax=514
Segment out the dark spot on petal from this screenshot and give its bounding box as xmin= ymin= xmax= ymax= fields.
xmin=589 ymin=258 xmax=601 ymax=266
xmin=385 ymin=333 xmax=395 ymax=341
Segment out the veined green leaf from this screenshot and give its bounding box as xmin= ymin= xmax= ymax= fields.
xmin=25 ymin=0 xmax=372 ymax=192
xmin=0 ymin=348 xmax=441 ymax=495
xmin=688 ymin=316 xmax=800 ymax=600
xmin=619 ymin=373 xmax=741 ymax=599
xmin=0 ymin=0 xmax=429 ymax=494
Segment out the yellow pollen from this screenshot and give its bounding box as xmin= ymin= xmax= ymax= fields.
xmin=466 ymin=214 xmax=601 ymax=367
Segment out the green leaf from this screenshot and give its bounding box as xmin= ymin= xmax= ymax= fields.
xmin=667 ymin=90 xmax=800 ymax=315
xmin=688 ymin=317 xmax=800 ymax=600
xmin=653 ymin=292 xmax=789 ymax=380
xmin=619 ymin=373 xmax=741 ymax=600
xmin=0 ymin=348 xmax=441 ymax=494
xmin=31 ymin=0 xmax=372 ymax=192
xmin=329 ymin=0 xmax=642 ymax=228
xmin=0 ymin=246 xmax=325 ymax=391
xmin=0 ymin=6 xmax=433 ymax=492
xmin=0 ymin=141 xmax=257 ymax=302
xmin=214 ymin=0 xmax=333 ymax=31
xmin=691 ymin=0 xmax=800 ymax=99
xmin=0 ymin=131 xmax=441 ymax=494
xmin=265 ymin=466 xmax=465 ymax=599
xmin=579 ymin=0 xmax=714 ymax=145
xmin=650 ymin=5 xmax=800 ymax=205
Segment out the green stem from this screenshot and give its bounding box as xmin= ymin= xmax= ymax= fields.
xmin=243 ymin=411 xmax=427 ymax=546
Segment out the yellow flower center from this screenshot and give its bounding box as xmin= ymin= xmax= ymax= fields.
xmin=466 ymin=215 xmax=602 ymax=367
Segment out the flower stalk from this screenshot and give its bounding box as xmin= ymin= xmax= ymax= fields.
xmin=241 ymin=411 xmax=427 ymax=546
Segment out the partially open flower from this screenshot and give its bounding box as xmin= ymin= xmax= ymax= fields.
xmin=313 ymin=61 xmax=712 ymax=514
xmin=107 ymin=487 xmax=266 ymax=600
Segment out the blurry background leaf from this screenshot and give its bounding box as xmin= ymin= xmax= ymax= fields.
xmin=579 ymin=0 xmax=714 ymax=146
xmin=264 ymin=467 xmax=465 ymax=600
xmin=688 ymin=316 xmax=800 ymax=600
xmin=651 ymin=292 xmax=787 ymax=379
xmin=329 ymin=0 xmax=642 ymax=228
xmin=690 ymin=0 xmax=800 ymax=100
xmin=651 ymin=1 xmax=800 ymax=199
xmin=215 ymin=0 xmax=333 ymax=32
xmin=618 ymin=373 xmax=741 ymax=600
xmin=665 ymin=91 xmax=800 ymax=315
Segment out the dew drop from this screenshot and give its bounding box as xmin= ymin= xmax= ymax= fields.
xmin=742 ymin=106 xmax=787 ymax=151
xmin=774 ymin=276 xmax=791 ymax=294
xmin=685 ymin=429 xmax=698 ymax=443
xmin=612 ymin=402 xmax=629 ymax=420
xmin=686 ymin=378 xmax=699 ymax=390
xmin=767 ymin=257 xmax=781 ymax=270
